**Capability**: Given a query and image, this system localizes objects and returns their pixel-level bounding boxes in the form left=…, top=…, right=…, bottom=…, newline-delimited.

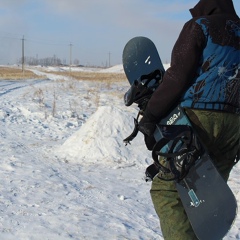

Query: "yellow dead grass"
left=46, top=71, right=127, bottom=83
left=0, top=66, right=127, bottom=83
left=0, top=67, right=43, bottom=80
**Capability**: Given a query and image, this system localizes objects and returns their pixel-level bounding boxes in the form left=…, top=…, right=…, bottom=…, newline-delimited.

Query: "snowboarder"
left=138, top=0, right=240, bottom=239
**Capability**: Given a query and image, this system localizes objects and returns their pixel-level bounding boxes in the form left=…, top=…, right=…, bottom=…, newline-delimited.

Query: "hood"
left=190, top=0, right=237, bottom=17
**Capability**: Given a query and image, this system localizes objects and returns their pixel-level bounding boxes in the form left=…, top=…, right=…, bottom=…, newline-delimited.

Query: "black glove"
left=138, top=114, right=157, bottom=136
left=138, top=121, right=156, bottom=136
left=138, top=109, right=158, bottom=150
left=144, top=134, right=156, bottom=150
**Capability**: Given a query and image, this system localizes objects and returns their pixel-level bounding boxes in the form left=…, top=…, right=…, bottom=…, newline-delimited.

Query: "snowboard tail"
left=122, top=36, right=237, bottom=240
left=123, top=36, right=164, bottom=86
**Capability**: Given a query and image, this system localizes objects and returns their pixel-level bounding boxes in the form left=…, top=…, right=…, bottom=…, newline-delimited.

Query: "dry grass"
left=0, top=67, right=43, bottom=80
left=0, top=66, right=128, bottom=84
left=46, top=71, right=127, bottom=83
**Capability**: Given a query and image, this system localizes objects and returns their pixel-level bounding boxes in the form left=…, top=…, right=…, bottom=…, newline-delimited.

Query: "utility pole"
left=108, top=52, right=111, bottom=67
left=22, top=35, right=25, bottom=73
left=69, top=43, right=72, bottom=72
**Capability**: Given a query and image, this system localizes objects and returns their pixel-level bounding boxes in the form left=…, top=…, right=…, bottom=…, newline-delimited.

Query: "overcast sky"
left=0, top=0, right=239, bottom=66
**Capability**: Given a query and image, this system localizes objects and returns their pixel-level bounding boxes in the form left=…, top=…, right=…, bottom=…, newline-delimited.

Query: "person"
left=138, top=0, right=240, bottom=239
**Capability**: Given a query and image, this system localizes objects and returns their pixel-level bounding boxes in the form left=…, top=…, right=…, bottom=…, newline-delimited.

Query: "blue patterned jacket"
left=144, top=0, right=239, bottom=123
left=181, top=16, right=240, bottom=113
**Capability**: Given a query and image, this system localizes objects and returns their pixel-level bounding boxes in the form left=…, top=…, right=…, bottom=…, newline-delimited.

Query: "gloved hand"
left=138, top=115, right=157, bottom=150
left=138, top=120, right=156, bottom=136
left=144, top=134, right=156, bottom=150
left=138, top=112, right=157, bottom=137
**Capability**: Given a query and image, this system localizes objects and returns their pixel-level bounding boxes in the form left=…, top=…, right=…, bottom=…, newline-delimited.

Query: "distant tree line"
left=17, top=55, right=80, bottom=66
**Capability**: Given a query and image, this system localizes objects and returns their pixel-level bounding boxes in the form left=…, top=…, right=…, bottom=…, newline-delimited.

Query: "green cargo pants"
left=150, top=109, right=240, bottom=240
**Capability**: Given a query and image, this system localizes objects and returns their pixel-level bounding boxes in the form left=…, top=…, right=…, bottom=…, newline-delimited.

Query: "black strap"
left=152, top=126, right=192, bottom=161
left=149, top=125, right=201, bottom=181
left=123, top=118, right=139, bottom=145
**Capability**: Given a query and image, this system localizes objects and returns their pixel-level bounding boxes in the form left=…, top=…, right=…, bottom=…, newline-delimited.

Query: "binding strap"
left=148, top=125, right=202, bottom=181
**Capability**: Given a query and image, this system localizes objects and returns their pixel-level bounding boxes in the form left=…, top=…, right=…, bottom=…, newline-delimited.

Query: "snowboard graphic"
left=122, top=36, right=237, bottom=240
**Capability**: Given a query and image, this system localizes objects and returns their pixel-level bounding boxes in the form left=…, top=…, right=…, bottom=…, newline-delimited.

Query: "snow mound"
left=99, top=64, right=124, bottom=73
left=58, top=105, right=139, bottom=165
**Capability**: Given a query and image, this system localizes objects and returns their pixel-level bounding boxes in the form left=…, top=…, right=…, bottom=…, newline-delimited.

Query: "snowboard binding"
left=124, top=69, right=163, bottom=110
left=148, top=125, right=203, bottom=182
left=123, top=69, right=163, bottom=146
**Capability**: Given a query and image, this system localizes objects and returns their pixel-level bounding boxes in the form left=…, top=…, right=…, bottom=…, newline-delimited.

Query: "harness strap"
left=149, top=125, right=202, bottom=181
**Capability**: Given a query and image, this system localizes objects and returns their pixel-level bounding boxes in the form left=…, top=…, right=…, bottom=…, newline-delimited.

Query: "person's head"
left=189, top=0, right=237, bottom=17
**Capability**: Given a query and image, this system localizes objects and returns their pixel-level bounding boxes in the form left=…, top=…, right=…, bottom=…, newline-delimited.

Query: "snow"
left=0, top=64, right=239, bottom=239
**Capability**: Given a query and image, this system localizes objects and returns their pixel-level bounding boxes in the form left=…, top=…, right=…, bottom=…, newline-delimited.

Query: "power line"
left=0, top=36, right=21, bottom=41
left=0, top=32, right=71, bottom=46
left=0, top=31, right=22, bottom=40
left=26, top=38, right=70, bottom=46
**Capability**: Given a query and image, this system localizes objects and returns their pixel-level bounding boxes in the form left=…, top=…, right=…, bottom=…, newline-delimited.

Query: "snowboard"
left=122, top=36, right=237, bottom=240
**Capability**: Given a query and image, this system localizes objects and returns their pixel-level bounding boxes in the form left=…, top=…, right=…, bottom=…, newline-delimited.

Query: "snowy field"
left=0, top=64, right=239, bottom=240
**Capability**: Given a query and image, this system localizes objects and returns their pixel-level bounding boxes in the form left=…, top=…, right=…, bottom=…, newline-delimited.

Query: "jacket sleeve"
left=143, top=20, right=206, bottom=122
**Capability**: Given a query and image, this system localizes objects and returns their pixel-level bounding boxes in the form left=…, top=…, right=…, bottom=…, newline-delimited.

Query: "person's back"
left=140, top=0, right=239, bottom=121
left=181, top=0, right=240, bottom=113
